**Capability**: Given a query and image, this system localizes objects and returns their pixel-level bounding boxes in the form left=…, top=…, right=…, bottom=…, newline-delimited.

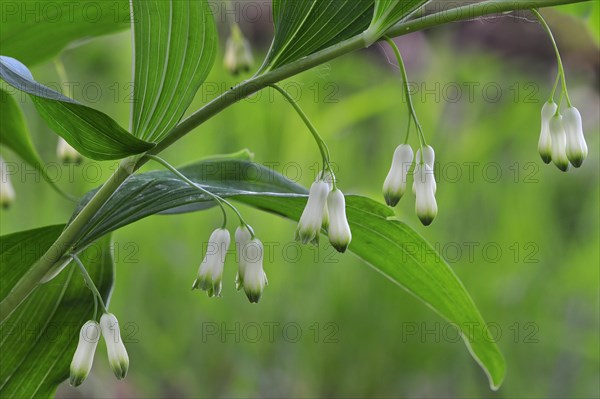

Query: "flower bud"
left=414, top=163, right=438, bottom=226
left=538, top=101, right=557, bottom=164
left=563, top=106, right=587, bottom=168
left=242, top=238, right=268, bottom=303
left=99, top=313, right=129, bottom=380
left=295, top=181, right=330, bottom=245
left=413, top=145, right=436, bottom=195
left=69, top=321, right=101, bottom=387
left=0, top=156, right=16, bottom=209
left=57, top=137, right=83, bottom=164
left=383, top=144, right=413, bottom=207
left=223, top=23, right=254, bottom=75
left=549, top=114, right=570, bottom=172
left=235, top=225, right=252, bottom=290
left=326, top=189, right=352, bottom=253
left=193, top=228, right=231, bottom=297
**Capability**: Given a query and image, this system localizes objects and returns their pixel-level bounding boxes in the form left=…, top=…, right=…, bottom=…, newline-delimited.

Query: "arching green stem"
left=384, top=36, right=427, bottom=153
left=71, top=254, right=107, bottom=316
left=270, top=84, right=337, bottom=187
left=531, top=8, right=572, bottom=107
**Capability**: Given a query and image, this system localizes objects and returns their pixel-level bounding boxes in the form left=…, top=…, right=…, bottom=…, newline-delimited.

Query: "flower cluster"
left=384, top=145, right=438, bottom=226
left=295, top=173, right=352, bottom=253
left=193, top=225, right=267, bottom=303
left=70, top=313, right=129, bottom=387
left=538, top=102, right=587, bottom=171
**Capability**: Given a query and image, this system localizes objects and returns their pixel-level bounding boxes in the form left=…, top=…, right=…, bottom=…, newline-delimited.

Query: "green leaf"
left=366, top=0, right=430, bottom=43
left=260, top=0, right=375, bottom=72
left=72, top=159, right=505, bottom=388
left=0, top=0, right=130, bottom=66
left=0, top=56, right=154, bottom=160
left=130, top=0, right=218, bottom=142
left=555, top=2, right=600, bottom=44
left=0, top=87, right=72, bottom=198
left=0, top=226, right=114, bottom=398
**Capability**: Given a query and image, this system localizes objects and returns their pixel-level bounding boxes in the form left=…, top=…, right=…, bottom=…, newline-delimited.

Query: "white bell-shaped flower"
left=235, top=225, right=252, bottom=290
left=223, top=23, right=254, bottom=75
left=193, top=228, right=231, bottom=297
left=414, top=163, right=438, bottom=226
left=242, top=238, right=268, bottom=303
left=69, top=320, right=101, bottom=387
left=413, top=145, right=436, bottom=195
left=563, top=106, right=587, bottom=168
left=57, top=137, right=83, bottom=164
left=383, top=144, right=414, bottom=206
left=538, top=101, right=557, bottom=164
left=327, top=189, right=352, bottom=253
left=99, top=313, right=129, bottom=380
left=296, top=181, right=330, bottom=245
left=549, top=114, right=570, bottom=172
left=0, top=156, right=16, bottom=209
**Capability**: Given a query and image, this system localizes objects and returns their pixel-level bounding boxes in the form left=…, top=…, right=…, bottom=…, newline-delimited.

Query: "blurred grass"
left=0, top=21, right=598, bottom=399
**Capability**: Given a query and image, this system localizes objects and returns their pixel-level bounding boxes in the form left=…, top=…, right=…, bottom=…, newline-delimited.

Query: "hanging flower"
left=549, top=114, right=570, bottom=172
left=235, top=225, right=252, bottom=290
left=69, top=320, right=101, bottom=387
left=538, top=101, right=557, bottom=164
left=383, top=144, right=414, bottom=207
left=0, top=156, right=16, bottom=209
left=563, top=106, right=587, bottom=168
left=193, top=228, right=231, bottom=297
left=414, top=163, right=438, bottom=226
left=57, top=137, right=83, bottom=164
left=413, top=145, right=436, bottom=195
left=327, top=189, right=352, bottom=252
left=242, top=238, right=268, bottom=303
left=295, top=181, right=330, bottom=245
left=318, top=170, right=335, bottom=228
left=99, top=313, right=129, bottom=380
left=223, top=23, right=254, bottom=75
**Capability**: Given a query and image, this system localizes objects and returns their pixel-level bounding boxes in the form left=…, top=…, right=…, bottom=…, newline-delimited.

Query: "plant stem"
left=269, top=84, right=334, bottom=180
left=530, top=8, right=572, bottom=107
left=144, top=155, right=230, bottom=228
left=0, top=158, right=134, bottom=322
left=0, top=0, right=589, bottom=324
left=71, top=254, right=108, bottom=314
left=384, top=36, right=427, bottom=148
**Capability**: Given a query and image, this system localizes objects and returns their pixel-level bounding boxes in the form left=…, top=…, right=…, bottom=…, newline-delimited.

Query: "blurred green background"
left=1, top=5, right=598, bottom=399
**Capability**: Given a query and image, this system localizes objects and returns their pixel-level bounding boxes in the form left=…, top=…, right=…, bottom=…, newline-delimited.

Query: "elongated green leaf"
left=0, top=0, right=130, bottom=66
left=72, top=159, right=505, bottom=388
left=260, top=0, right=374, bottom=72
left=555, top=2, right=600, bottom=44
left=0, top=56, right=154, bottom=160
left=0, top=87, right=72, bottom=198
left=131, top=0, right=217, bottom=142
left=0, top=226, right=114, bottom=398
left=366, top=0, right=430, bottom=43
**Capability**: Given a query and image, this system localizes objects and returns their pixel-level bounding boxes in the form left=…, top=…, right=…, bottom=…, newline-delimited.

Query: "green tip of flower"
left=295, top=229, right=318, bottom=245
left=110, top=360, right=128, bottom=380
left=568, top=156, right=584, bottom=168
left=69, top=372, right=86, bottom=387
left=419, top=215, right=435, bottom=226
left=554, top=162, right=570, bottom=172
left=330, top=241, right=349, bottom=253
left=539, top=153, right=552, bottom=165
left=384, top=192, right=401, bottom=207
left=244, top=289, right=262, bottom=303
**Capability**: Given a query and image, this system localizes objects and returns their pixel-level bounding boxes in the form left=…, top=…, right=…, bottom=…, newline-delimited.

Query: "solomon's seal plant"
left=0, top=0, right=594, bottom=396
